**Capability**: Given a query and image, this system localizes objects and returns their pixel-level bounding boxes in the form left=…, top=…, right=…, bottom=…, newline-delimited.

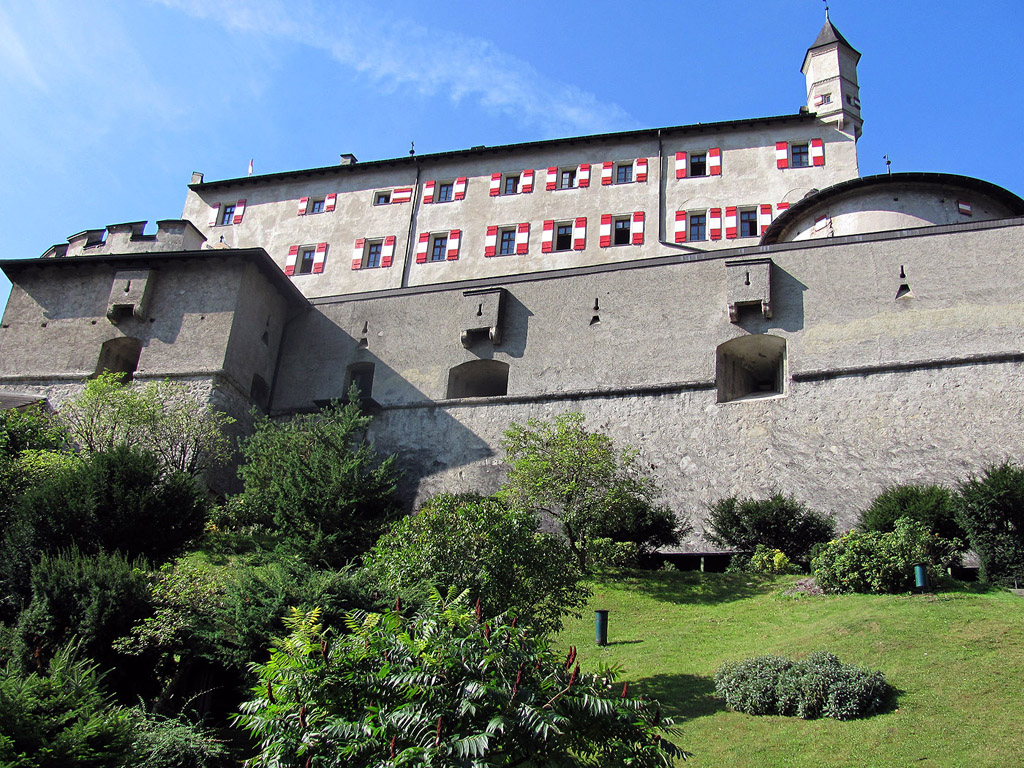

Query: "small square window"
left=613, top=217, right=631, bottom=245
left=689, top=213, right=707, bottom=242
left=364, top=240, right=383, bottom=269
left=298, top=246, right=316, bottom=274
left=430, top=234, right=448, bottom=261
left=219, top=204, right=236, bottom=226
left=558, top=169, right=576, bottom=190
left=791, top=143, right=810, bottom=168
left=554, top=223, right=573, bottom=251
left=309, top=198, right=325, bottom=214
left=499, top=228, right=516, bottom=256
left=739, top=209, right=758, bottom=238
left=689, top=153, right=707, bottom=177
left=503, top=175, right=519, bottom=195
left=436, top=182, right=454, bottom=203
left=374, top=191, right=391, bottom=206
left=616, top=164, right=633, bottom=184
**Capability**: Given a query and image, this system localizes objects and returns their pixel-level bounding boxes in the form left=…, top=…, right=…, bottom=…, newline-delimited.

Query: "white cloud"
left=152, top=0, right=639, bottom=137
left=0, top=7, right=47, bottom=91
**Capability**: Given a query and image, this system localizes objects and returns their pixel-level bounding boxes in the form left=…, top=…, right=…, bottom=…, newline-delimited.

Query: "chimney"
left=190, top=171, right=204, bottom=184
left=339, top=153, right=358, bottom=166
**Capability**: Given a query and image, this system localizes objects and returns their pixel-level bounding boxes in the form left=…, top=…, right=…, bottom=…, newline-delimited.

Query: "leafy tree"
left=500, top=412, right=684, bottom=569
left=58, top=373, right=234, bottom=477
left=230, top=397, right=400, bottom=568
left=859, top=483, right=964, bottom=549
left=0, top=405, right=66, bottom=512
left=0, top=642, right=133, bottom=768
left=236, top=592, right=687, bottom=767
left=704, top=492, right=834, bottom=564
left=364, top=494, right=589, bottom=635
left=954, top=462, right=1024, bottom=585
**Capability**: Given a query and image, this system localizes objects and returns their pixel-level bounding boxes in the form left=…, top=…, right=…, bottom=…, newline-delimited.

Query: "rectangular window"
left=298, top=246, right=316, bottom=274
left=219, top=205, right=236, bottom=226
left=374, top=191, right=391, bottom=205
left=616, top=164, right=633, bottom=184
left=558, top=169, right=576, bottom=189
left=503, top=175, right=519, bottom=195
left=309, top=198, right=325, bottom=214
left=613, top=217, right=631, bottom=245
left=499, top=228, right=516, bottom=256
left=689, top=153, right=707, bottom=177
left=555, top=223, right=573, bottom=251
left=436, top=182, right=454, bottom=203
left=430, top=234, right=448, bottom=261
left=365, top=240, right=382, bottom=268
left=791, top=143, right=810, bottom=168
left=739, top=209, right=758, bottom=238
left=689, top=213, right=707, bottom=242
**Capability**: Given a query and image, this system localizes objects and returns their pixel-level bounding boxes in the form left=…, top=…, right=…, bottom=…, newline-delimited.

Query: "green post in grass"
left=595, top=609, right=609, bottom=646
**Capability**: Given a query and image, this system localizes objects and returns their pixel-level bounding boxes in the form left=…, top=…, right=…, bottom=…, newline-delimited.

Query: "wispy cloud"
left=0, top=7, right=47, bottom=92
left=152, top=0, right=639, bottom=137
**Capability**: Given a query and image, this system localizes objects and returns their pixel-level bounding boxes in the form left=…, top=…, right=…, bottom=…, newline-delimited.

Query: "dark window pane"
left=299, top=248, right=315, bottom=273
left=616, top=165, right=633, bottom=184
left=560, top=170, right=575, bottom=189
left=431, top=236, right=448, bottom=260
left=690, top=154, right=707, bottom=176
left=220, top=205, right=235, bottom=226
left=366, top=242, right=382, bottom=268
left=689, top=214, right=706, bottom=241
left=740, top=210, right=758, bottom=237
left=614, top=218, right=631, bottom=245
left=792, top=144, right=809, bottom=167
left=555, top=224, right=572, bottom=251
left=504, top=176, right=518, bottom=195
left=437, top=183, right=453, bottom=202
left=500, top=230, right=516, bottom=255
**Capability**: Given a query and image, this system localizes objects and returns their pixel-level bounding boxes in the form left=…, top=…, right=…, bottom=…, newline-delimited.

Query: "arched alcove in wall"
left=94, top=337, right=142, bottom=380
left=446, top=360, right=509, bottom=399
left=716, top=334, right=786, bottom=403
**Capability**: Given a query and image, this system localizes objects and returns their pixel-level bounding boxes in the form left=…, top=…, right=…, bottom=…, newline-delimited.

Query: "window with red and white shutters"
left=634, top=157, right=648, bottom=182
left=708, top=148, right=722, bottom=176
left=520, top=169, right=534, bottom=193
left=483, top=225, right=529, bottom=257
left=424, top=180, right=436, bottom=204
left=284, top=246, right=299, bottom=275
left=709, top=208, right=723, bottom=240
left=454, top=177, right=467, bottom=200
left=573, top=217, right=587, bottom=250
left=674, top=210, right=687, bottom=242
left=446, top=229, right=461, bottom=260
left=232, top=199, right=246, bottom=224
left=674, top=149, right=722, bottom=178
left=352, top=238, right=366, bottom=270
left=776, top=142, right=790, bottom=169
left=546, top=165, right=589, bottom=190
left=810, top=138, right=825, bottom=166
left=725, top=206, right=738, bottom=239
left=599, top=212, right=645, bottom=246
left=759, top=204, right=773, bottom=234
left=312, top=242, right=327, bottom=273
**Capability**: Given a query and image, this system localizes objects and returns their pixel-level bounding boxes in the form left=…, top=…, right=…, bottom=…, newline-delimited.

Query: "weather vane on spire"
left=823, top=0, right=830, bottom=21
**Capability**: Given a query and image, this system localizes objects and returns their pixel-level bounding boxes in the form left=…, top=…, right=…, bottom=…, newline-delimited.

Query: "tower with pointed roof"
left=802, top=12, right=863, bottom=141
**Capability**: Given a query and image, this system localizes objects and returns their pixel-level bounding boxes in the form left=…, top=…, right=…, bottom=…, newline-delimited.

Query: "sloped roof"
left=809, top=19, right=859, bottom=54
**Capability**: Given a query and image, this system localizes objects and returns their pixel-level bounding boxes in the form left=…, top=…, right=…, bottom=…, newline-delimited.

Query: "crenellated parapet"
left=41, top=219, right=207, bottom=259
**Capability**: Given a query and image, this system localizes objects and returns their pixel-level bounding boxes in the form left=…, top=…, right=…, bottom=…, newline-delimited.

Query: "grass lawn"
left=555, top=571, right=1024, bottom=768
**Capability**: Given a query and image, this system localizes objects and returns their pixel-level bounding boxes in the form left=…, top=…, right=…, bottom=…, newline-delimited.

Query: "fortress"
left=3, top=18, right=1023, bottom=547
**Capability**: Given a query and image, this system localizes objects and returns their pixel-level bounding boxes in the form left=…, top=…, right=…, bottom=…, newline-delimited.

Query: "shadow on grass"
left=597, top=569, right=781, bottom=606
left=633, top=672, right=724, bottom=721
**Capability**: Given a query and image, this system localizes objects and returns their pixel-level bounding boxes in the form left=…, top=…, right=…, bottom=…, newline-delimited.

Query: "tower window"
left=554, top=223, right=573, bottom=251
left=613, top=217, right=631, bottom=245
left=689, top=213, right=707, bottom=242
left=298, top=247, right=316, bottom=274
left=219, top=205, right=236, bottom=226
left=739, top=209, right=758, bottom=238
left=430, top=234, right=448, bottom=261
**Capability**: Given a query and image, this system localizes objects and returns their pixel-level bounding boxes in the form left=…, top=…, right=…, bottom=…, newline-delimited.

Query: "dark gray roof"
left=809, top=19, right=860, bottom=56
left=0, top=392, right=48, bottom=412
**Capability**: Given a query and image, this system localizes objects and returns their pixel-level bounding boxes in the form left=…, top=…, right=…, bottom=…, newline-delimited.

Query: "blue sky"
left=1, top=0, right=1022, bottom=307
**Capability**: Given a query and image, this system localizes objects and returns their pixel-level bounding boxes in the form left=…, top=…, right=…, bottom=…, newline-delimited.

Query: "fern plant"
left=236, top=590, right=687, bottom=766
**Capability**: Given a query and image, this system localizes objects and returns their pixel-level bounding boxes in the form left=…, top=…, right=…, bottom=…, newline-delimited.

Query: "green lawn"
left=555, top=571, right=1024, bottom=768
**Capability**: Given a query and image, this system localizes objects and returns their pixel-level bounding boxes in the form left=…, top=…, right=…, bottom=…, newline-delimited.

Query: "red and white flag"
left=247, top=159, right=253, bottom=176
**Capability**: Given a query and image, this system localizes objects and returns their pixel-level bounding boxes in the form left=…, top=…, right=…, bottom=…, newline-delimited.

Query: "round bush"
left=859, top=483, right=963, bottom=547
left=704, top=492, right=835, bottom=564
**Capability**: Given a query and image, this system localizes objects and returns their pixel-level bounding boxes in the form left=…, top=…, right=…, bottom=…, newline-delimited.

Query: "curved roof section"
left=760, top=172, right=1024, bottom=245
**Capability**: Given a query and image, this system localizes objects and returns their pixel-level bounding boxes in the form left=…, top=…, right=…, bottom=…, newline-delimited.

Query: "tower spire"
left=802, top=12, right=863, bottom=141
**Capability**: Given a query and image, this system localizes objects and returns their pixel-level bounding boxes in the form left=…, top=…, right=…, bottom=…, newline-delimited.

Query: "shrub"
left=811, top=518, right=954, bottom=594
left=859, top=483, right=963, bottom=551
left=364, top=494, right=589, bottom=635
left=749, top=545, right=799, bottom=574
left=715, top=651, right=892, bottom=720
left=954, top=462, right=1024, bottom=586
left=704, top=492, right=835, bottom=564
left=124, top=710, right=230, bottom=768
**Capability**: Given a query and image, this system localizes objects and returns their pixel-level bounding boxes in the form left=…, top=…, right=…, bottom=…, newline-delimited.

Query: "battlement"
left=42, top=219, right=207, bottom=259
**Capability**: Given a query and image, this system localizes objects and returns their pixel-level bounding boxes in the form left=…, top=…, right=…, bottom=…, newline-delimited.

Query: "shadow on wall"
left=735, top=265, right=807, bottom=334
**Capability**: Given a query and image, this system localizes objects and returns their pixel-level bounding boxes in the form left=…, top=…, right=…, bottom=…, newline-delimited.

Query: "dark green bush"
left=859, top=483, right=963, bottom=550
left=954, top=462, right=1024, bottom=586
left=124, top=710, right=230, bottom=768
left=811, top=518, right=954, bottom=594
left=704, top=492, right=835, bottom=564
left=715, top=651, right=892, bottom=720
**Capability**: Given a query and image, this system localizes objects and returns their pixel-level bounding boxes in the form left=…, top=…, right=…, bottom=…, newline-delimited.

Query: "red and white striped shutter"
left=709, top=148, right=722, bottom=176
left=454, top=177, right=467, bottom=200
left=209, top=203, right=221, bottom=227
left=297, top=197, right=309, bottom=216
left=284, top=245, right=299, bottom=276
left=415, top=232, right=429, bottom=263
left=233, top=199, right=246, bottom=224
left=424, top=181, right=436, bottom=204
left=725, top=206, right=738, bottom=239
left=312, top=242, right=327, bottom=273
left=776, top=202, right=790, bottom=211
left=381, top=236, right=396, bottom=267
left=352, top=239, right=365, bottom=270
left=546, top=167, right=558, bottom=191
left=632, top=211, right=645, bottom=244
left=709, top=208, right=722, bottom=240
left=572, top=217, right=587, bottom=250
left=601, top=161, right=613, bottom=186
left=446, top=229, right=461, bottom=260
left=484, top=226, right=498, bottom=257
left=674, top=210, right=687, bottom=242
left=520, top=169, right=534, bottom=193
left=675, top=151, right=687, bottom=179
left=515, top=222, right=530, bottom=254
left=810, top=138, right=825, bottom=166
left=325, top=193, right=337, bottom=212
left=759, top=204, right=773, bottom=234
left=393, top=187, right=412, bottom=203
left=776, top=142, right=789, bottom=169
left=599, top=214, right=612, bottom=247
left=578, top=164, right=591, bottom=188
left=541, top=220, right=554, bottom=253
left=634, top=157, right=648, bottom=182
left=489, top=173, right=501, bottom=197
left=957, top=200, right=973, bottom=216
